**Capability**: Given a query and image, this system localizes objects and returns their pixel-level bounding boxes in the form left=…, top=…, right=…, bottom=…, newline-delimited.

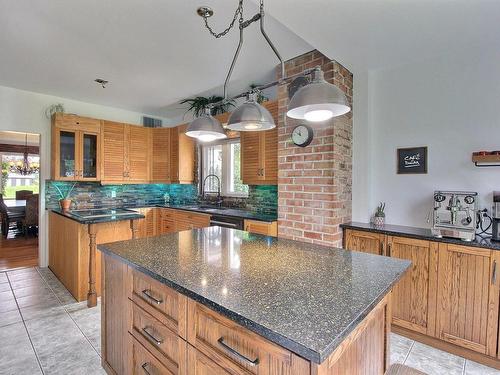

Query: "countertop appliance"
left=492, top=192, right=500, bottom=241
left=431, top=191, right=478, bottom=241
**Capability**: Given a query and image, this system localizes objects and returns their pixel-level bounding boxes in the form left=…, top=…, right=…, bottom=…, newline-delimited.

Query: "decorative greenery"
left=180, top=96, right=234, bottom=118
left=1, top=162, right=8, bottom=196
left=45, top=103, right=65, bottom=119
left=249, top=84, right=269, bottom=104
left=53, top=182, right=76, bottom=200
left=375, top=202, right=386, bottom=218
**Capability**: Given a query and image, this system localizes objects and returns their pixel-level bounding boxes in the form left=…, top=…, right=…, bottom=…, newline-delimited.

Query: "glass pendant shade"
left=185, top=108, right=227, bottom=142
left=287, top=69, right=351, bottom=122
left=226, top=93, right=275, bottom=131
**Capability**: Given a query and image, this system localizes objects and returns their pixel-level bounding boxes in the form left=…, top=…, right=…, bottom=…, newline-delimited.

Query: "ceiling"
left=0, top=131, right=40, bottom=146
left=261, top=0, right=500, bottom=75
left=0, top=0, right=312, bottom=118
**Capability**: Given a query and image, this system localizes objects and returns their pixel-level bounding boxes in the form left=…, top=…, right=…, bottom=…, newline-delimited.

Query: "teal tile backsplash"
left=45, top=181, right=277, bottom=214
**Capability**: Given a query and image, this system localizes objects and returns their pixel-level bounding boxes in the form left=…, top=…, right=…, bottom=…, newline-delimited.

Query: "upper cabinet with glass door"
left=51, top=114, right=101, bottom=181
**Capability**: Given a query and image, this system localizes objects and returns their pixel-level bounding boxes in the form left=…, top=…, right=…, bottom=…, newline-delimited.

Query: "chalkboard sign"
left=397, top=147, right=427, bottom=174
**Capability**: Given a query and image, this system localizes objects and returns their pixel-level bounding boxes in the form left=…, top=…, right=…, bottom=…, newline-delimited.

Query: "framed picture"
left=397, top=146, right=427, bottom=174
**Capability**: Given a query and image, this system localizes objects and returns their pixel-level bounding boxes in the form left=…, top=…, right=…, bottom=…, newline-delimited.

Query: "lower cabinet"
left=136, top=208, right=157, bottom=238
left=187, top=345, right=231, bottom=375
left=344, top=228, right=500, bottom=364
left=344, top=229, right=384, bottom=255
left=244, top=219, right=278, bottom=237
left=387, top=236, right=438, bottom=336
left=435, top=243, right=500, bottom=356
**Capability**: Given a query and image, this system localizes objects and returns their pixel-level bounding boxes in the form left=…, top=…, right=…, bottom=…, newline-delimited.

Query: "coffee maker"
left=431, top=191, right=478, bottom=241
left=492, top=192, right=500, bottom=241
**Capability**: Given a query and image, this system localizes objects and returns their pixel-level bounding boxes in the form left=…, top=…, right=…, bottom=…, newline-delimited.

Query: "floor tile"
left=13, top=283, right=53, bottom=298
left=390, top=332, right=414, bottom=364
left=465, top=360, right=500, bottom=375
left=10, top=276, right=47, bottom=290
left=16, top=292, right=60, bottom=309
left=0, top=299, right=18, bottom=313
left=0, top=282, right=11, bottom=292
left=20, top=301, right=66, bottom=321
left=67, top=302, right=101, bottom=352
left=0, top=273, right=8, bottom=284
left=0, top=289, right=15, bottom=303
left=405, top=342, right=465, bottom=375
left=0, top=322, right=42, bottom=375
left=0, top=308, right=22, bottom=328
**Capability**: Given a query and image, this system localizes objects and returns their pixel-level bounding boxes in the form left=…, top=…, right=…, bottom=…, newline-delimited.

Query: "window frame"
left=200, top=138, right=248, bottom=198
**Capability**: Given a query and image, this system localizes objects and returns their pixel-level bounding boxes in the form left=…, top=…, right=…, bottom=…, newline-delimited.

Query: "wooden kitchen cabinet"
left=244, top=219, right=278, bottom=237
left=240, top=100, right=278, bottom=185
left=157, top=208, right=176, bottom=234
left=151, top=127, right=171, bottom=183
left=170, top=124, right=195, bottom=184
left=135, top=208, right=157, bottom=238
left=174, top=210, right=210, bottom=231
left=344, top=229, right=385, bottom=255
left=51, top=113, right=101, bottom=181
left=435, top=243, right=500, bottom=356
left=387, top=236, right=438, bottom=336
left=101, top=121, right=151, bottom=183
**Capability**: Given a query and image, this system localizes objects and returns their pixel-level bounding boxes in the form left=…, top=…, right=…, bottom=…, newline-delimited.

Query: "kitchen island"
left=98, top=226, right=409, bottom=374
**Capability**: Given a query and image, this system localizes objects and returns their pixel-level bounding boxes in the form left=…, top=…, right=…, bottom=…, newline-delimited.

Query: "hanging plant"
left=249, top=84, right=269, bottom=104
left=45, top=103, right=65, bottom=119
left=180, top=96, right=234, bottom=118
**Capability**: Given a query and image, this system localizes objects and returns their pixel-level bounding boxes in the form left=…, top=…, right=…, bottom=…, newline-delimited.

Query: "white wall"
left=0, top=85, right=171, bottom=267
left=353, top=51, right=500, bottom=227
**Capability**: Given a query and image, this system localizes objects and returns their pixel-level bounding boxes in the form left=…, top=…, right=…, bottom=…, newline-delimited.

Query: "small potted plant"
left=53, top=182, right=76, bottom=211
left=373, top=202, right=386, bottom=226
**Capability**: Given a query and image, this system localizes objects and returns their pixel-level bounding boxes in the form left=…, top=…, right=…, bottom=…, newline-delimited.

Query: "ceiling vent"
left=143, top=116, right=163, bottom=128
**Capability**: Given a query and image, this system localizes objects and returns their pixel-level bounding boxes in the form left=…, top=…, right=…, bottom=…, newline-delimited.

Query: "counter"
left=340, top=221, right=500, bottom=251
left=51, top=208, right=144, bottom=224
left=98, top=226, right=410, bottom=364
left=158, top=204, right=277, bottom=222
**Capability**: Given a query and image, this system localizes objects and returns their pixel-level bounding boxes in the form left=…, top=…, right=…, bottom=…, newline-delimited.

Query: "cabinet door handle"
left=217, top=337, right=260, bottom=366
left=492, top=261, right=497, bottom=285
left=141, top=289, right=163, bottom=305
left=142, top=326, right=163, bottom=345
left=387, top=243, right=391, bottom=257
left=379, top=242, right=384, bottom=255
left=141, top=362, right=152, bottom=375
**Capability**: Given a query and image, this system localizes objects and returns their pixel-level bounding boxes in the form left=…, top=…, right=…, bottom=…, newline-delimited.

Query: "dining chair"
left=22, top=194, right=39, bottom=238
left=16, top=190, right=33, bottom=200
left=0, top=194, right=25, bottom=238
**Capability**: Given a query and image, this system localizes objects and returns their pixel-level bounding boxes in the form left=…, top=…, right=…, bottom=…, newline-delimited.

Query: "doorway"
left=0, top=131, right=40, bottom=270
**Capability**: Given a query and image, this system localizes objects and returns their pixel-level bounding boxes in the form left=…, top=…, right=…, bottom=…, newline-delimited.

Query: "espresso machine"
left=492, top=192, right=500, bottom=241
left=431, top=191, right=478, bottom=241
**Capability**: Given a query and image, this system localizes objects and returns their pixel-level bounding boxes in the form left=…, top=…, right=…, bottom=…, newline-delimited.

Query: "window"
left=1, top=155, right=40, bottom=199
left=201, top=140, right=248, bottom=197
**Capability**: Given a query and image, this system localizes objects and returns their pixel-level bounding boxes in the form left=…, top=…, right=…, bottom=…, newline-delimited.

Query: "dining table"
left=5, top=199, right=26, bottom=215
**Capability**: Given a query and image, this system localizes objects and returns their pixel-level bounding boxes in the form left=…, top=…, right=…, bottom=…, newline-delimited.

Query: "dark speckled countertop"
left=341, top=222, right=500, bottom=251
left=98, top=227, right=410, bottom=363
left=51, top=208, right=144, bottom=224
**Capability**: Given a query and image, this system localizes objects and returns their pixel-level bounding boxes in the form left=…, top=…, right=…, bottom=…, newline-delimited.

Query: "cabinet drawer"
left=244, top=220, right=277, bottom=237
left=130, top=333, right=179, bottom=375
left=187, top=345, right=234, bottom=375
left=130, top=269, right=187, bottom=338
left=130, top=302, right=187, bottom=374
left=187, top=300, right=297, bottom=374
left=175, top=211, right=210, bottom=229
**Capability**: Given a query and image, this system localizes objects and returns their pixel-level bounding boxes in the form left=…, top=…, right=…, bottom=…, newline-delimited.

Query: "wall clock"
left=291, top=124, right=314, bottom=147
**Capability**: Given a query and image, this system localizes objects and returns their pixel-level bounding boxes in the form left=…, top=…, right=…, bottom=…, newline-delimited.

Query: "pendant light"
left=226, top=92, right=275, bottom=131
left=287, top=68, right=350, bottom=122
left=185, top=107, right=227, bottom=142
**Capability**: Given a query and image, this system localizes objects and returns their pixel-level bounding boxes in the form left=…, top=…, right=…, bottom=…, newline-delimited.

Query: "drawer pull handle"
left=141, top=289, right=163, bottom=305
left=142, top=327, right=163, bottom=346
left=217, top=337, right=260, bottom=366
left=493, top=260, right=497, bottom=285
left=141, top=362, right=152, bottom=375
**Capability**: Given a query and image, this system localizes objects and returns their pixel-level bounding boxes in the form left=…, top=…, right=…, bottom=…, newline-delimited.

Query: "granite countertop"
left=341, top=222, right=500, bottom=251
left=157, top=204, right=277, bottom=222
left=98, top=227, right=410, bottom=363
left=51, top=208, right=144, bottom=224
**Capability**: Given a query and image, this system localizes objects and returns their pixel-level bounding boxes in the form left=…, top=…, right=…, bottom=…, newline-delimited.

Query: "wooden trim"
left=427, top=241, right=439, bottom=337
left=0, top=143, right=39, bottom=154
left=393, top=325, right=500, bottom=371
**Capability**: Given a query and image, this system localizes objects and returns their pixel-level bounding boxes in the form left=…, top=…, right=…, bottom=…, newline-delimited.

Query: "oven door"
left=210, top=215, right=244, bottom=230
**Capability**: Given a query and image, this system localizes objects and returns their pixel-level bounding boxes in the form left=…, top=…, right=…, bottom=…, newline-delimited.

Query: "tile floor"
left=0, top=267, right=499, bottom=375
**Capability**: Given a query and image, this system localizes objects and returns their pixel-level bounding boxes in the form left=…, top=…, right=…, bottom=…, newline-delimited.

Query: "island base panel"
left=101, top=254, right=391, bottom=374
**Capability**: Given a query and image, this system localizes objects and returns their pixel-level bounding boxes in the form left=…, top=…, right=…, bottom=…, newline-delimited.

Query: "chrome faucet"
left=202, top=174, right=223, bottom=207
